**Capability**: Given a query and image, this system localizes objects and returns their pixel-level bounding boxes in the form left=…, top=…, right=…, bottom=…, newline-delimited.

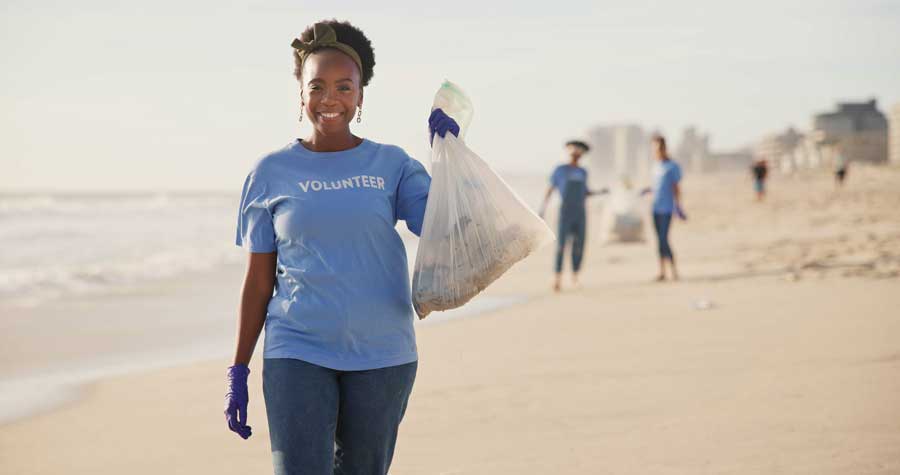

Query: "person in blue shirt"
left=539, top=140, right=606, bottom=292
left=644, top=134, right=686, bottom=281
left=224, top=20, right=459, bottom=475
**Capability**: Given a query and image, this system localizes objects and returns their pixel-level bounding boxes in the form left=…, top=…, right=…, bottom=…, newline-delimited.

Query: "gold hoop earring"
left=357, top=107, right=362, bottom=123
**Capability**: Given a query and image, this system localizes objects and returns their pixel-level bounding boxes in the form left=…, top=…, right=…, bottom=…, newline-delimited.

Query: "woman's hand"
left=675, top=204, right=688, bottom=221
left=224, top=364, right=252, bottom=439
left=428, top=108, right=460, bottom=145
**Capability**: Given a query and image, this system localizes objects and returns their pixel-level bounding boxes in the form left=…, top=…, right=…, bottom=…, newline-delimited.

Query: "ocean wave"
left=0, top=192, right=236, bottom=216
left=0, top=244, right=243, bottom=307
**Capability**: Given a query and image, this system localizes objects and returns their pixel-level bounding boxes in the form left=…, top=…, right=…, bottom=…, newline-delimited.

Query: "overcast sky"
left=2, top=0, right=898, bottom=191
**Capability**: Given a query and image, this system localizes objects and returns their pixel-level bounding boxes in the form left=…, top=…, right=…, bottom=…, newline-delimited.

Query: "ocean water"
left=0, top=192, right=243, bottom=307
left=0, top=189, right=534, bottom=424
left=0, top=173, right=548, bottom=309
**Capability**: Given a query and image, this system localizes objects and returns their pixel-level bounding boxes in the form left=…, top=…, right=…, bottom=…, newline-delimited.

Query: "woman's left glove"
left=428, top=108, right=460, bottom=145
left=224, top=364, right=252, bottom=439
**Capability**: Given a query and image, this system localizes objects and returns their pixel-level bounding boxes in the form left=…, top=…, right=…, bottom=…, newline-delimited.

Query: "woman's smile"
left=317, top=111, right=344, bottom=122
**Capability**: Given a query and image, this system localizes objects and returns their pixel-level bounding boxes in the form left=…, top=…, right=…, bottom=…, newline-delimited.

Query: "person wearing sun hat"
left=539, top=140, right=606, bottom=292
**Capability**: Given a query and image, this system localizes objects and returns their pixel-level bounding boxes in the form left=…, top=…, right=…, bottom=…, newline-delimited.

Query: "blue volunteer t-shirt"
left=652, top=159, right=682, bottom=214
left=550, top=165, right=589, bottom=210
left=235, top=138, right=430, bottom=371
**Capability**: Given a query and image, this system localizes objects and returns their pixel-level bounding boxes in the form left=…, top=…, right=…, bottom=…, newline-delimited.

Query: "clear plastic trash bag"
left=412, top=81, right=554, bottom=319
left=600, top=178, right=645, bottom=243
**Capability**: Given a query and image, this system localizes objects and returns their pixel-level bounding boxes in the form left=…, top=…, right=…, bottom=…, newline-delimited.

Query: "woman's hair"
left=566, top=140, right=590, bottom=152
left=293, top=20, right=376, bottom=87
left=652, top=134, right=667, bottom=150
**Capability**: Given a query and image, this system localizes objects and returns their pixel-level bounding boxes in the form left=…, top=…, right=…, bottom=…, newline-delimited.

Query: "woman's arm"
left=673, top=182, right=687, bottom=220
left=232, top=252, right=276, bottom=365
left=539, top=185, right=555, bottom=217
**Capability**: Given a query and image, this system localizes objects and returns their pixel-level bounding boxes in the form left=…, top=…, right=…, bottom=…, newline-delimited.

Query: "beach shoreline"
left=0, top=263, right=533, bottom=427
left=2, top=167, right=899, bottom=474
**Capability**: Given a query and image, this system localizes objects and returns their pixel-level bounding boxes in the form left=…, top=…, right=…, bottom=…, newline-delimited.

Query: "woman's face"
left=653, top=140, right=667, bottom=160
left=566, top=144, right=584, bottom=161
left=301, top=48, right=363, bottom=136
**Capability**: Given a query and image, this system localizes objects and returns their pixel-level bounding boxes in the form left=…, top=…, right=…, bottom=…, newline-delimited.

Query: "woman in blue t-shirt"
left=644, top=134, right=686, bottom=281
left=224, top=20, right=459, bottom=475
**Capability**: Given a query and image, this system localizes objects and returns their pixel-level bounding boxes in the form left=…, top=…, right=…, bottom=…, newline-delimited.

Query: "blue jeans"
left=262, top=358, right=417, bottom=475
left=652, top=212, right=674, bottom=259
left=753, top=179, right=765, bottom=193
left=555, top=208, right=586, bottom=273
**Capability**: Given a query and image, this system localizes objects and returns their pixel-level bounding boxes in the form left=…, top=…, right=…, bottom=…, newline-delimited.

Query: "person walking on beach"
left=225, top=20, right=459, bottom=475
left=643, top=134, right=686, bottom=281
left=539, top=140, right=605, bottom=292
left=834, top=146, right=849, bottom=188
left=751, top=159, right=768, bottom=201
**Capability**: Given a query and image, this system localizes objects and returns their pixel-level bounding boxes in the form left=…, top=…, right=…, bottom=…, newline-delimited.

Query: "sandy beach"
left=2, top=165, right=899, bottom=474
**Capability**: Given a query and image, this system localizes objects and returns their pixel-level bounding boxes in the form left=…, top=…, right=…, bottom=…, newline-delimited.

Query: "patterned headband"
left=291, top=23, right=363, bottom=73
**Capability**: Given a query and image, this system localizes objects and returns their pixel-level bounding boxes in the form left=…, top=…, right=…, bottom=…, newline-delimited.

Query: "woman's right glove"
left=224, top=364, right=252, bottom=439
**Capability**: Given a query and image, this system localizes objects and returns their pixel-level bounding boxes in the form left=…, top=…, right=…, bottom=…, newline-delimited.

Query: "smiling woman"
left=292, top=21, right=375, bottom=150
left=223, top=19, right=461, bottom=475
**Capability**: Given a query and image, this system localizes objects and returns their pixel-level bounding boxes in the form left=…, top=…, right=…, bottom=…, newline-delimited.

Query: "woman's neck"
left=302, top=130, right=362, bottom=152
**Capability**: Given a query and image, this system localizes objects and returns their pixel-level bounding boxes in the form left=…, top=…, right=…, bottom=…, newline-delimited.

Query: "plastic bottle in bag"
left=412, top=81, right=555, bottom=318
left=430, top=80, right=474, bottom=139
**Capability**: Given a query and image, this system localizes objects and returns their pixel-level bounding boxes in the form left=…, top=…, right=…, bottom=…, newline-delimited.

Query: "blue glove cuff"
left=227, top=364, right=250, bottom=381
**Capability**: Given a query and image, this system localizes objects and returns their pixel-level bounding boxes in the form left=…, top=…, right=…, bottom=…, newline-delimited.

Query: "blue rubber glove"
left=428, top=108, right=460, bottom=145
left=224, top=364, right=252, bottom=439
left=675, top=204, right=688, bottom=221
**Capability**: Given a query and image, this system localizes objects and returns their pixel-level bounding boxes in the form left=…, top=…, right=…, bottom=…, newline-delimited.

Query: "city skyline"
left=2, top=0, right=899, bottom=191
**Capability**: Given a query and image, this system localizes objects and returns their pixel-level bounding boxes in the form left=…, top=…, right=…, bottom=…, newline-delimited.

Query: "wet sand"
left=1, top=165, right=899, bottom=474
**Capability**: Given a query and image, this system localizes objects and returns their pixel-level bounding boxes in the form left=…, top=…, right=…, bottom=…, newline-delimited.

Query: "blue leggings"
left=555, top=209, right=586, bottom=273
left=653, top=213, right=674, bottom=259
left=263, top=358, right=417, bottom=475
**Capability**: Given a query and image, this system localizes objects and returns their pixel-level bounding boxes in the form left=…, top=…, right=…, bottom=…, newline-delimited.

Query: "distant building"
left=812, top=99, right=888, bottom=163
left=755, top=127, right=801, bottom=158
left=710, top=149, right=754, bottom=171
left=890, top=103, right=900, bottom=165
left=585, top=125, right=650, bottom=185
left=755, top=127, right=806, bottom=173
left=675, top=127, right=711, bottom=172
